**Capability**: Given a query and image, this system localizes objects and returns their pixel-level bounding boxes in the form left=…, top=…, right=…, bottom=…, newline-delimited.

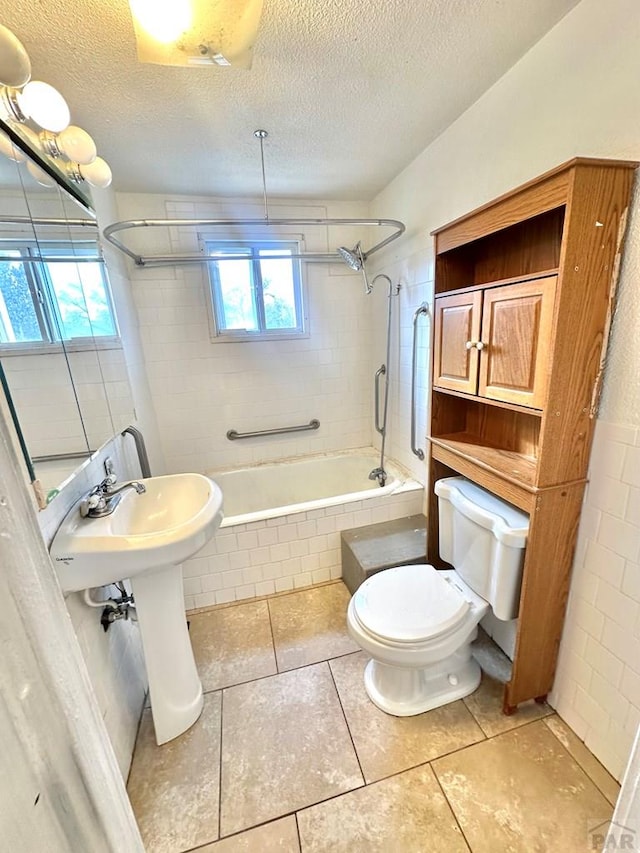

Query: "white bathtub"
left=181, top=449, right=424, bottom=611
left=214, top=450, right=417, bottom=526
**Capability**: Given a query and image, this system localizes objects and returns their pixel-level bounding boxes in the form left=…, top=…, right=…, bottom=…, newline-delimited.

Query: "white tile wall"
left=38, top=434, right=147, bottom=779
left=550, top=420, right=640, bottom=781
left=183, top=487, right=424, bottom=610
left=115, top=193, right=376, bottom=475
left=3, top=348, right=133, bottom=460
left=367, top=243, right=434, bottom=489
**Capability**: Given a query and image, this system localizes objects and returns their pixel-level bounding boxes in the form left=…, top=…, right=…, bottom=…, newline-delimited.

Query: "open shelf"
left=429, top=433, right=537, bottom=488
left=435, top=207, right=565, bottom=294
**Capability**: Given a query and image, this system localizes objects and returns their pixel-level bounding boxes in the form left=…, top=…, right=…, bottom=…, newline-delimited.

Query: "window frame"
left=204, top=237, right=308, bottom=343
left=0, top=240, right=121, bottom=355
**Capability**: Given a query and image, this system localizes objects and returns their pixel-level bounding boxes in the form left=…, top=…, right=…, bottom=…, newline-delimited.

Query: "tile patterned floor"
left=127, top=581, right=620, bottom=852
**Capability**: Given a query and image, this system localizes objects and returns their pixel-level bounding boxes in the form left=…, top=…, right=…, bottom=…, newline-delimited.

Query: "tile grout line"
left=217, top=688, right=224, bottom=843
left=294, top=812, right=302, bottom=852
left=326, top=659, right=366, bottom=787
left=428, top=761, right=474, bottom=852
left=265, top=596, right=280, bottom=673
left=540, top=716, right=620, bottom=808
left=200, top=647, right=361, bottom=696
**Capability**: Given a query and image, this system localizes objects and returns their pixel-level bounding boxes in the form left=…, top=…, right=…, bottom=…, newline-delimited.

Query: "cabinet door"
left=478, top=276, right=556, bottom=409
left=433, top=291, right=482, bottom=394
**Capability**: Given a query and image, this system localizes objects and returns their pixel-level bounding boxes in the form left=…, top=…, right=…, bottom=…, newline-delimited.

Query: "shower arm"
left=102, top=218, right=405, bottom=268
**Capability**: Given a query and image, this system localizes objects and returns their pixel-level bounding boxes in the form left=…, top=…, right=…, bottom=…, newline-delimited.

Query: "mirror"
left=0, top=118, right=135, bottom=503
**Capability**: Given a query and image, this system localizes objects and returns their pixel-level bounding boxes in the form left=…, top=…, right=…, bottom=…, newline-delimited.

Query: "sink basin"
left=50, top=473, right=223, bottom=591
left=50, top=472, right=224, bottom=745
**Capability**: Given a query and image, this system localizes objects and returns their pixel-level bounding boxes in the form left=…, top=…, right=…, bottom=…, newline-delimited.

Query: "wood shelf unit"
left=427, top=157, right=637, bottom=713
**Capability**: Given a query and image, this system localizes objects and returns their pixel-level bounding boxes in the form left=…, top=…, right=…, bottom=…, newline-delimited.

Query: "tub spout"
left=369, top=467, right=387, bottom=488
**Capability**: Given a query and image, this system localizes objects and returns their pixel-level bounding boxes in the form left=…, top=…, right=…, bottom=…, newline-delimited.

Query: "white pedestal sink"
left=50, top=473, right=223, bottom=745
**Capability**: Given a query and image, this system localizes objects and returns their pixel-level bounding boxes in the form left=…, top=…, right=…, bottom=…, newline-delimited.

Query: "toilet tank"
left=434, top=477, right=529, bottom=621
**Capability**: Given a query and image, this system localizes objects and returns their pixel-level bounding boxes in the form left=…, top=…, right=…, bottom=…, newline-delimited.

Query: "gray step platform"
left=341, top=514, right=427, bottom=594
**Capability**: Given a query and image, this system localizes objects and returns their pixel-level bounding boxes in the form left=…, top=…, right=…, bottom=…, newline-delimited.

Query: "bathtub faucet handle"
left=368, top=467, right=387, bottom=488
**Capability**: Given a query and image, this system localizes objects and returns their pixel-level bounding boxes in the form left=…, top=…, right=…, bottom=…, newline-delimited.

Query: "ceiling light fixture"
left=0, top=21, right=112, bottom=189
left=128, top=0, right=264, bottom=69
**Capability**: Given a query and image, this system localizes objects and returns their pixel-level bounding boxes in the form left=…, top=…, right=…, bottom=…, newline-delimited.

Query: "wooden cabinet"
left=427, top=158, right=637, bottom=713
left=434, top=275, right=556, bottom=409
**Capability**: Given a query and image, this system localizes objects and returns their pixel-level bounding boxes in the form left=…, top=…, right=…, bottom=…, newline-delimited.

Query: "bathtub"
left=181, top=449, right=424, bottom=611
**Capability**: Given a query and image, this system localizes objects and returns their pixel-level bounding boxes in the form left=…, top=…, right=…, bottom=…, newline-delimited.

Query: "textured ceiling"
left=2, top=0, right=581, bottom=199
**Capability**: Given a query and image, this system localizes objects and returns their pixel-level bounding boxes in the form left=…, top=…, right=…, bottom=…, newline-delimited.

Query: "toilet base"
left=363, top=647, right=481, bottom=717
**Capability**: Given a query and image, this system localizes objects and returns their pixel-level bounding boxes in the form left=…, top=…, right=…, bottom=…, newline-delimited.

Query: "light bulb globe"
left=18, top=81, right=70, bottom=132
left=26, top=159, right=56, bottom=187
left=0, top=130, right=25, bottom=162
left=0, top=24, right=31, bottom=87
left=57, top=125, right=97, bottom=164
left=80, top=156, right=112, bottom=188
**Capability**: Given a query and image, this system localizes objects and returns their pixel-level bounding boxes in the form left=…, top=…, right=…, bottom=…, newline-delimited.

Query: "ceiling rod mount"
left=253, top=129, right=269, bottom=220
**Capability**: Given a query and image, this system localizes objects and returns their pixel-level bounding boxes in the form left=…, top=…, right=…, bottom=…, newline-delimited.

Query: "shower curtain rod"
left=102, top=217, right=405, bottom=268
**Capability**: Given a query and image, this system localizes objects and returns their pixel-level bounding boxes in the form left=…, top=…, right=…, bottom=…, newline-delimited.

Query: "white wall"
left=114, top=193, right=375, bottom=475
left=370, top=0, right=640, bottom=780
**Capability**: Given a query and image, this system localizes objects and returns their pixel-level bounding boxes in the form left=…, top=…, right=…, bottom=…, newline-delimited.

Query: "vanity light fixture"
left=128, top=0, right=264, bottom=69
left=65, top=157, right=113, bottom=189
left=40, top=126, right=97, bottom=166
left=0, top=23, right=31, bottom=87
left=0, top=21, right=112, bottom=188
left=0, top=80, right=70, bottom=132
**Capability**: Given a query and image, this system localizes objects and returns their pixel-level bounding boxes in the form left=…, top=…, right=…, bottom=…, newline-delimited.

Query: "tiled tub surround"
left=128, top=582, right=620, bottom=852
left=181, top=450, right=423, bottom=609
left=117, top=193, right=380, bottom=477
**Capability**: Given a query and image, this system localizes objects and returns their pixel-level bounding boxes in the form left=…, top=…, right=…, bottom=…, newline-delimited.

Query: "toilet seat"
left=352, top=564, right=470, bottom=644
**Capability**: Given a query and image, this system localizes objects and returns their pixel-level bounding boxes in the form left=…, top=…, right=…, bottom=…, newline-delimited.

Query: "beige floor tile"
left=268, top=582, right=359, bottom=671
left=544, top=715, right=621, bottom=806
left=463, top=672, right=553, bottom=737
left=329, top=651, right=485, bottom=783
left=190, top=600, right=277, bottom=691
left=297, top=763, right=469, bottom=853
left=433, top=719, right=614, bottom=853
left=220, top=662, right=363, bottom=836
left=127, top=693, right=221, bottom=853
left=198, top=816, right=300, bottom=852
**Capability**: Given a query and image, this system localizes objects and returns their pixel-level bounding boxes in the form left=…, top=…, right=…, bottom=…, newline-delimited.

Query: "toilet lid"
left=352, top=564, right=469, bottom=643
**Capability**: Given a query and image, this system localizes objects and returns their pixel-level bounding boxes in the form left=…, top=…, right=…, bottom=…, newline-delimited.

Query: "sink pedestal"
left=131, top=563, right=203, bottom=745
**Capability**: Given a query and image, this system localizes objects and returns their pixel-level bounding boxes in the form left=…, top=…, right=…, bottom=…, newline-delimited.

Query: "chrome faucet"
left=79, top=475, right=146, bottom=518
left=368, top=467, right=387, bottom=488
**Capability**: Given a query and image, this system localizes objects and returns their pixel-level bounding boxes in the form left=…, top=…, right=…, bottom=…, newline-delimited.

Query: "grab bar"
left=121, top=425, right=152, bottom=478
left=374, top=364, right=386, bottom=435
left=411, top=303, right=431, bottom=461
left=227, top=419, right=320, bottom=441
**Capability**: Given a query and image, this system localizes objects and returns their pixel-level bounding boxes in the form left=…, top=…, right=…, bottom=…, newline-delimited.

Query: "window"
left=0, top=242, right=118, bottom=349
left=206, top=240, right=306, bottom=340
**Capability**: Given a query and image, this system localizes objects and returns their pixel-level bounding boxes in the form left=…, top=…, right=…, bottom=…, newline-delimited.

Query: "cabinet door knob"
left=476, top=341, right=487, bottom=351
left=465, top=340, right=475, bottom=350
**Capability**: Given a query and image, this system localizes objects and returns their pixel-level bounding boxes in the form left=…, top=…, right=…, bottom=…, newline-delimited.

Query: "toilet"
left=346, top=476, right=529, bottom=716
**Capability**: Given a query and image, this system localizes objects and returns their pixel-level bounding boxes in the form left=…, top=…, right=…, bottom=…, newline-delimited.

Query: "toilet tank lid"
left=434, top=477, right=529, bottom=548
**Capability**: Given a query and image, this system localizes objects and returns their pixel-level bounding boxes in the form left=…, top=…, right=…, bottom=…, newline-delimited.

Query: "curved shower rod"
left=102, top=217, right=405, bottom=268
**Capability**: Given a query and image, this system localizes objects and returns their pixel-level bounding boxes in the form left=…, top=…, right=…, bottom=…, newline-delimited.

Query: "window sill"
left=0, top=337, right=123, bottom=357
left=210, top=330, right=310, bottom=344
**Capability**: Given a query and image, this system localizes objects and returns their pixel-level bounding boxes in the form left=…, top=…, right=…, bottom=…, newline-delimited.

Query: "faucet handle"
left=100, top=473, right=118, bottom=492
left=79, top=492, right=103, bottom=518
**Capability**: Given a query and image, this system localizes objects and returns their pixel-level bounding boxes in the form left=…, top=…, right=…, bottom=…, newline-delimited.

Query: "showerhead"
left=337, top=241, right=372, bottom=293
left=337, top=241, right=364, bottom=271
